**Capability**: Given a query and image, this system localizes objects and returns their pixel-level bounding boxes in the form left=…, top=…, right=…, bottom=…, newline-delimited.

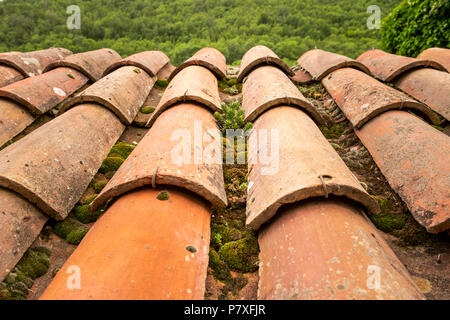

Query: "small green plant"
left=0, top=247, right=51, bottom=300
left=157, top=190, right=170, bottom=200
left=155, top=79, right=169, bottom=89
left=215, top=101, right=252, bottom=135
left=140, top=106, right=156, bottom=114
left=54, top=218, right=90, bottom=245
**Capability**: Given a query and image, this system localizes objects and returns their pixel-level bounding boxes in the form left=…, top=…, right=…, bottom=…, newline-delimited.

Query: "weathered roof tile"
left=417, top=47, right=450, bottom=73
left=146, top=65, right=222, bottom=127
left=91, top=103, right=227, bottom=212
left=168, top=47, right=227, bottom=81
left=322, top=68, right=440, bottom=128
left=0, top=98, right=34, bottom=148
left=246, top=106, right=378, bottom=230
left=103, top=51, right=169, bottom=77
left=0, top=48, right=72, bottom=77
left=237, top=45, right=294, bottom=83
left=0, top=104, right=124, bottom=220
left=297, top=49, right=371, bottom=81
left=357, top=49, right=446, bottom=81
left=41, top=188, right=211, bottom=300
left=355, top=110, right=450, bottom=233
left=242, top=65, right=324, bottom=125
left=43, top=48, right=122, bottom=81
left=0, top=67, right=89, bottom=116
left=59, top=66, right=154, bottom=125
left=394, top=68, right=450, bottom=121
left=0, top=65, right=24, bottom=88
left=0, top=188, right=47, bottom=283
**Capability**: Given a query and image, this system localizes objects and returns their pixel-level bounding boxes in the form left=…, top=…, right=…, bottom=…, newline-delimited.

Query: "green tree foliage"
left=0, top=0, right=401, bottom=65
left=381, top=0, right=450, bottom=57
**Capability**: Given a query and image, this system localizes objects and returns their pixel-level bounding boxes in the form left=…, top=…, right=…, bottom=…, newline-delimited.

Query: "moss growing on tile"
left=156, top=190, right=170, bottom=200
left=100, top=157, right=124, bottom=174
left=108, top=142, right=135, bottom=159
left=84, top=194, right=98, bottom=205
left=372, top=214, right=406, bottom=233
left=211, top=224, right=243, bottom=249
left=54, top=218, right=90, bottom=245
left=140, top=106, right=156, bottom=114
left=155, top=79, right=169, bottom=89
left=218, top=233, right=259, bottom=273
left=73, top=204, right=105, bottom=224
left=104, top=171, right=116, bottom=179
left=209, top=248, right=231, bottom=281
left=320, top=123, right=346, bottom=139
left=0, top=246, right=51, bottom=300
left=92, top=180, right=108, bottom=193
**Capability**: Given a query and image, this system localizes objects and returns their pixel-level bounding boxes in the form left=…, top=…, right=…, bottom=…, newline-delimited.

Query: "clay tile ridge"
left=90, top=103, right=228, bottom=212
left=0, top=48, right=72, bottom=77
left=59, top=65, right=155, bottom=125
left=245, top=106, right=379, bottom=230
left=43, top=48, right=122, bottom=82
left=168, top=47, right=227, bottom=82
left=103, top=51, right=170, bottom=77
left=242, top=65, right=325, bottom=125
left=417, top=47, right=450, bottom=73
left=0, top=67, right=89, bottom=116
left=237, top=45, right=294, bottom=83
left=297, top=49, right=371, bottom=81
left=357, top=49, right=446, bottom=82
left=146, top=64, right=222, bottom=128
left=322, top=68, right=441, bottom=129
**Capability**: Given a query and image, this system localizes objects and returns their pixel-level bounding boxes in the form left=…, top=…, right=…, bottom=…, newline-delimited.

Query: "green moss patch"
left=155, top=79, right=169, bottom=89
left=156, top=190, right=170, bottom=200
left=92, top=180, right=108, bottom=193
left=73, top=204, right=105, bottom=224
left=54, top=218, right=90, bottom=245
left=218, top=233, right=259, bottom=273
left=320, top=123, right=346, bottom=139
left=140, top=106, right=156, bottom=114
left=108, top=142, right=135, bottom=159
left=100, top=157, right=124, bottom=174
left=0, top=247, right=51, bottom=300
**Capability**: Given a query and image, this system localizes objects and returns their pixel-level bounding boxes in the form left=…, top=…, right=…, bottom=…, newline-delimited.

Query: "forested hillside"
left=0, top=0, right=401, bottom=65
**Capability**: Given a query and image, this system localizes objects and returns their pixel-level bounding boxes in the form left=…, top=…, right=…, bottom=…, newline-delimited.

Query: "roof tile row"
left=242, top=65, right=324, bottom=125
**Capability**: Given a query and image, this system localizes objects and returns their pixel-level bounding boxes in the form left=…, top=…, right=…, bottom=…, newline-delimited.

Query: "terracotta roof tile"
left=394, top=68, right=450, bottom=121
left=41, top=188, right=211, bottom=300
left=246, top=106, right=378, bottom=230
left=290, top=66, right=314, bottom=85
left=237, top=45, right=294, bottom=83
left=357, top=49, right=446, bottom=82
left=145, top=65, right=222, bottom=128
left=0, top=188, right=47, bottom=283
left=0, top=98, right=35, bottom=147
left=258, top=199, right=424, bottom=299
left=59, top=66, right=154, bottom=125
left=103, top=51, right=169, bottom=77
left=297, top=49, right=371, bottom=81
left=242, top=65, right=325, bottom=125
left=0, top=67, right=89, bottom=116
left=417, top=47, right=450, bottom=72
left=355, top=110, right=450, bottom=233
left=321, top=68, right=440, bottom=129
left=0, top=65, right=24, bottom=88
left=168, top=47, right=227, bottom=82
left=90, top=103, right=227, bottom=212
left=0, top=48, right=72, bottom=77
left=43, top=48, right=122, bottom=81
left=0, top=104, right=124, bottom=220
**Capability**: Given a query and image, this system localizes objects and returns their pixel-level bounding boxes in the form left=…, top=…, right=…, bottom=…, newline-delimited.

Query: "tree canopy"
left=382, top=0, right=450, bottom=57
left=0, top=0, right=403, bottom=65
